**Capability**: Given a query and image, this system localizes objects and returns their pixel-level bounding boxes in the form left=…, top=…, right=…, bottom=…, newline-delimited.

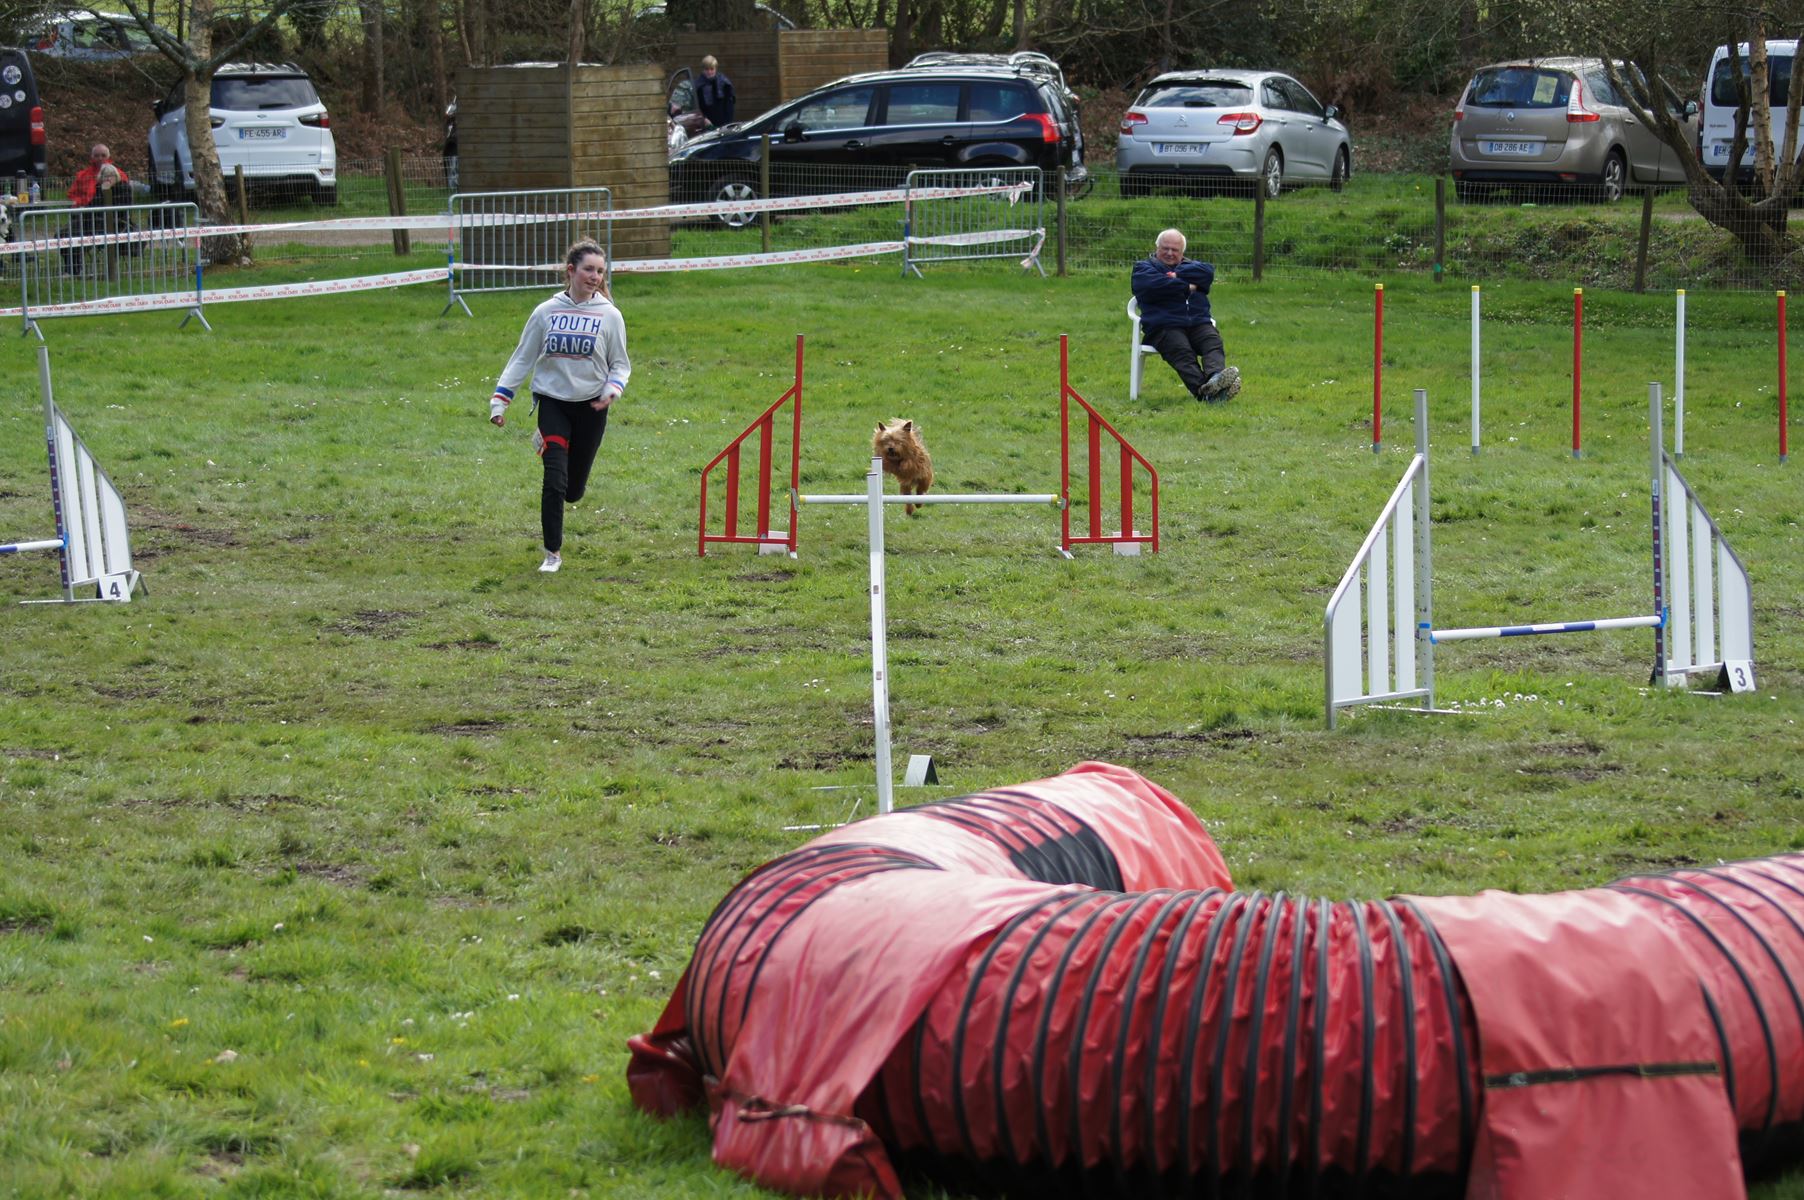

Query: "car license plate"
left=1156, top=143, right=1205, bottom=156
left=1482, top=140, right=1538, bottom=156
left=238, top=127, right=287, bottom=140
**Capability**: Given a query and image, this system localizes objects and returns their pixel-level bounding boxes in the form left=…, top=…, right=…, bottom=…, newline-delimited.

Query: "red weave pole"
left=1372, top=282, right=1383, bottom=453
left=1780, top=291, right=1790, bottom=464
left=1059, top=336, right=1071, bottom=552
left=1573, top=288, right=1584, bottom=458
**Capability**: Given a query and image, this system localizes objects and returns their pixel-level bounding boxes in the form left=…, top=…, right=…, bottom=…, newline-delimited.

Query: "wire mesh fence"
left=10, top=153, right=1795, bottom=295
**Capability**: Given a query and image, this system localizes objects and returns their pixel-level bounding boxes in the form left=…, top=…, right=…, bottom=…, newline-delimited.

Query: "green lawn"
left=1, top=264, right=1800, bottom=1198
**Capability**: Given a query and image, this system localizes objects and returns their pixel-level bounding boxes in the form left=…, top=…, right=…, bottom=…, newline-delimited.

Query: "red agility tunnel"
left=627, top=763, right=1804, bottom=1199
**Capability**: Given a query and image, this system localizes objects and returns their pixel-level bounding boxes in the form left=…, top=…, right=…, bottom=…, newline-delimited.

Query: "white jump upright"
left=799, top=458, right=1062, bottom=812
left=1325, top=384, right=1754, bottom=727
left=1, top=345, right=143, bottom=604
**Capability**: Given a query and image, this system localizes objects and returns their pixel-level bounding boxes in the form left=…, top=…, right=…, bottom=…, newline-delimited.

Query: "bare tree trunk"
left=180, top=0, right=245, bottom=264
left=1752, top=32, right=1775, bottom=192
left=466, top=0, right=487, bottom=67
left=892, top=0, right=911, bottom=65
left=423, top=0, right=447, bottom=116
left=361, top=0, right=385, bottom=115
left=567, top=0, right=585, bottom=64
left=1012, top=0, right=1026, bottom=49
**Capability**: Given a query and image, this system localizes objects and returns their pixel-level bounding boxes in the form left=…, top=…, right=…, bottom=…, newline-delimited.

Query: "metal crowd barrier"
left=444, top=187, right=613, bottom=315
left=13, top=201, right=204, bottom=337
left=901, top=166, right=1044, bottom=278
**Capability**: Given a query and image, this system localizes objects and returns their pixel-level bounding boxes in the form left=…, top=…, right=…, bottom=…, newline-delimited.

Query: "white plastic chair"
left=1128, top=297, right=1158, bottom=401
left=1128, top=297, right=1219, bottom=400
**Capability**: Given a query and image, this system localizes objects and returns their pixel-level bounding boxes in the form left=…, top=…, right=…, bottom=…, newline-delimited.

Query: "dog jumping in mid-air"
left=872, top=419, right=934, bottom=516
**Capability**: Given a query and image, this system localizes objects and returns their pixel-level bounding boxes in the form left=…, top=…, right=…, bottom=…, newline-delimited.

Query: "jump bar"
left=0, top=538, right=63, bottom=555
left=1430, top=613, right=1663, bottom=643
left=797, top=493, right=1060, bottom=506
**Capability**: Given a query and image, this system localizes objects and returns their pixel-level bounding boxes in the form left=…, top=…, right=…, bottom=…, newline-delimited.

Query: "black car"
left=0, top=47, right=46, bottom=186
left=668, top=62, right=1087, bottom=226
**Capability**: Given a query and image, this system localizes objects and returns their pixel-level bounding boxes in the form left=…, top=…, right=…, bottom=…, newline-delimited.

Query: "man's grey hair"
left=1155, top=228, right=1186, bottom=250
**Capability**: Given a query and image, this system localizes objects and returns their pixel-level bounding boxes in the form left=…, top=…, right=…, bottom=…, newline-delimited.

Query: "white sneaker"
left=539, top=550, right=562, bottom=573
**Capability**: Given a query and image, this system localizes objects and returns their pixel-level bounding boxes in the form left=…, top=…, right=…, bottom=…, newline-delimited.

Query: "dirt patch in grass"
left=3, top=747, right=63, bottom=760
left=427, top=719, right=505, bottom=736
left=136, top=509, right=242, bottom=549
left=223, top=793, right=306, bottom=812
left=292, top=861, right=365, bottom=887
left=0, top=916, right=52, bottom=935
left=1113, top=728, right=1262, bottom=758
left=733, top=570, right=796, bottom=583
left=776, top=749, right=870, bottom=770
left=326, top=609, right=416, bottom=638
left=423, top=639, right=500, bottom=651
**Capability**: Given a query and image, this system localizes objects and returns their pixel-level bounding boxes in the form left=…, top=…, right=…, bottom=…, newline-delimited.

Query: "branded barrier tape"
left=0, top=267, right=448, bottom=319
left=1, top=181, right=1033, bottom=254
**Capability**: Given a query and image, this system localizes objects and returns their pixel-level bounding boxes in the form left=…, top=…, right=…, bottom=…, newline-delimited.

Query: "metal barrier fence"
left=901, top=166, right=1044, bottom=278
left=445, top=187, right=612, bottom=315
left=12, top=201, right=203, bottom=336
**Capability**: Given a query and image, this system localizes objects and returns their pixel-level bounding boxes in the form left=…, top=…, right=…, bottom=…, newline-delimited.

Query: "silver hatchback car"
left=1116, top=69, right=1351, bottom=199
left=1449, top=58, right=1695, bottom=202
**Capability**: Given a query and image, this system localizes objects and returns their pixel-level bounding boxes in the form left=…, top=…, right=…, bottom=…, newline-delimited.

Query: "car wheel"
left=313, top=183, right=338, bottom=207
left=1330, top=147, right=1349, bottom=193
left=1260, top=148, right=1283, bottom=199
left=712, top=172, right=758, bottom=227
left=1598, top=149, right=1627, bottom=202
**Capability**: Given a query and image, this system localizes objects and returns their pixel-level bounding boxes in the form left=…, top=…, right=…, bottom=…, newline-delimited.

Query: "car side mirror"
left=152, top=100, right=164, bottom=117
left=783, top=121, right=805, bottom=143
left=1684, top=100, right=1700, bottom=118
left=1324, top=104, right=1341, bottom=121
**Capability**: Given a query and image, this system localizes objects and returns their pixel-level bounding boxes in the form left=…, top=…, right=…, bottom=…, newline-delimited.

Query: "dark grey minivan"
left=0, top=47, right=46, bottom=185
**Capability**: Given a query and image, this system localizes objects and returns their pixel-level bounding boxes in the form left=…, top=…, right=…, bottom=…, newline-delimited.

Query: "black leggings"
left=536, top=394, right=610, bottom=553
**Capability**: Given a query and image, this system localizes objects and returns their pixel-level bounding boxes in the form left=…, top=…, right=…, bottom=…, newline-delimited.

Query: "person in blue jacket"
left=1131, top=228, right=1240, bottom=402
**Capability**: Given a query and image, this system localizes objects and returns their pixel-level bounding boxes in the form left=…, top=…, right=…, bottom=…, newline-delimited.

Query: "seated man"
left=1131, top=228, right=1241, bottom=402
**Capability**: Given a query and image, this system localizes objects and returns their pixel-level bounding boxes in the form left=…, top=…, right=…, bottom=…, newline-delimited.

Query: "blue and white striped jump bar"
left=1428, top=612, right=1664, bottom=643
left=0, top=537, right=63, bottom=555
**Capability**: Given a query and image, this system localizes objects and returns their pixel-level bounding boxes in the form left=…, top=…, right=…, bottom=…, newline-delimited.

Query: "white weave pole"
left=1471, top=285, right=1482, bottom=455
left=1675, top=289, right=1687, bottom=458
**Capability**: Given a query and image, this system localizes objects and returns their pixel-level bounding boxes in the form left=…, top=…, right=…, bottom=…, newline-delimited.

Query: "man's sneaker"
left=539, top=550, right=562, bottom=573
left=1216, top=365, right=1242, bottom=400
left=532, top=429, right=546, bottom=456
left=1200, top=365, right=1241, bottom=401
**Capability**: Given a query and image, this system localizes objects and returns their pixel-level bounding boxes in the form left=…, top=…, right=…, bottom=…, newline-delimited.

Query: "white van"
left=1700, top=40, right=1797, bottom=181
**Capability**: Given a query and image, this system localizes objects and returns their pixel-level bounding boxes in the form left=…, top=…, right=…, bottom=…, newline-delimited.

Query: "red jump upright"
left=697, top=335, right=803, bottom=557
left=1059, top=335, right=1160, bottom=553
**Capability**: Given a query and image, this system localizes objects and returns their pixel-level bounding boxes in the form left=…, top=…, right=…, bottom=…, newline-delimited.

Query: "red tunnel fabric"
left=627, top=762, right=1804, bottom=1199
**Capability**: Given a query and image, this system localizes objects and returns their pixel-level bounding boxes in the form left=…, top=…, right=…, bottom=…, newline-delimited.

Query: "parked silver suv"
left=1449, top=58, right=1695, bottom=202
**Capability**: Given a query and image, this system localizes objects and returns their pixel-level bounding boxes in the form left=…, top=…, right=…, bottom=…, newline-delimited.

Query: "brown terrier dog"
left=873, top=419, right=934, bottom=515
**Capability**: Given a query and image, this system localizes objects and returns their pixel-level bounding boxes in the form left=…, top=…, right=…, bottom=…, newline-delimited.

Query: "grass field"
left=1, top=260, right=1800, bottom=1198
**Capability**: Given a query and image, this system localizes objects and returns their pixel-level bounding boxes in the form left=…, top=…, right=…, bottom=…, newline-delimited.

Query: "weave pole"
left=1674, top=289, right=1687, bottom=458
left=1373, top=282, right=1384, bottom=453
left=1470, top=284, right=1481, bottom=455
left=1572, top=287, right=1583, bottom=459
left=1780, top=290, right=1790, bottom=465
